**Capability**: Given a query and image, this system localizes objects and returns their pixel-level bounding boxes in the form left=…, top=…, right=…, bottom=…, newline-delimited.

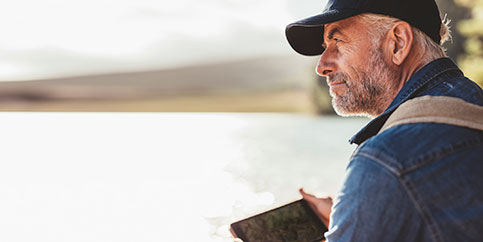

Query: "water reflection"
left=0, top=113, right=366, bottom=242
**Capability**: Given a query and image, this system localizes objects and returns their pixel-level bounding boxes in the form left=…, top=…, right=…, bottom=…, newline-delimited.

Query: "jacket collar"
left=349, top=57, right=462, bottom=145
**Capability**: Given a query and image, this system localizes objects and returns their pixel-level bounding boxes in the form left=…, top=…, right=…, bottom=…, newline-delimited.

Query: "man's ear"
left=386, top=21, right=414, bottom=66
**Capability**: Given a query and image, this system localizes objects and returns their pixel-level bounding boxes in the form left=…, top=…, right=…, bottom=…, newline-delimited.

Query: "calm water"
left=0, top=113, right=367, bottom=242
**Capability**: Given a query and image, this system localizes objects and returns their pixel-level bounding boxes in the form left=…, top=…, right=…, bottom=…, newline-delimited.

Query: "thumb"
left=299, top=188, right=319, bottom=202
left=300, top=188, right=333, bottom=201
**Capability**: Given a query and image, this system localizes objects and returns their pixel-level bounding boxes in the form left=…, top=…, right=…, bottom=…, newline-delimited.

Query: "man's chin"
left=332, top=106, right=360, bottom=117
left=331, top=98, right=373, bottom=118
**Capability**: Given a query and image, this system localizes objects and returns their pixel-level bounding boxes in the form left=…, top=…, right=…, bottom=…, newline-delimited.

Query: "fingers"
left=300, top=188, right=332, bottom=201
left=299, top=187, right=333, bottom=228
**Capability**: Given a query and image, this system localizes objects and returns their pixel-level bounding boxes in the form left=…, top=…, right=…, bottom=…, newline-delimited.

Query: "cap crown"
left=285, top=0, right=443, bottom=56
left=327, top=0, right=442, bottom=44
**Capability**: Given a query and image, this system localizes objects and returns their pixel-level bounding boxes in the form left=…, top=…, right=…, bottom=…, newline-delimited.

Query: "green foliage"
left=455, top=0, right=483, bottom=86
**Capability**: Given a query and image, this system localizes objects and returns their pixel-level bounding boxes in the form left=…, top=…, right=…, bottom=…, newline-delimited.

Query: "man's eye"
left=334, top=38, right=341, bottom=42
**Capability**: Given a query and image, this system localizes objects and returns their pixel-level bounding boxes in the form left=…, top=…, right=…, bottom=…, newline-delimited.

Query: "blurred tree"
left=312, top=76, right=335, bottom=115
left=454, top=0, right=483, bottom=86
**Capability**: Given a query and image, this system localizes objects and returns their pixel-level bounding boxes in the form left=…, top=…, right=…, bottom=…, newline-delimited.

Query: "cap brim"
left=285, top=9, right=359, bottom=56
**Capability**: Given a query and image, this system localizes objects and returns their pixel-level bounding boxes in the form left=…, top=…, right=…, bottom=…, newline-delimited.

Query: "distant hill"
left=0, top=55, right=317, bottom=102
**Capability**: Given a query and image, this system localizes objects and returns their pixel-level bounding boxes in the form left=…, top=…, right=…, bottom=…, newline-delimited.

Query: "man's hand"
left=299, top=188, right=333, bottom=228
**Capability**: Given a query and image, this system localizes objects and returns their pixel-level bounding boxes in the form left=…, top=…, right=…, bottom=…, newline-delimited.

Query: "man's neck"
left=397, top=50, right=436, bottom=92
left=372, top=52, right=437, bottom=118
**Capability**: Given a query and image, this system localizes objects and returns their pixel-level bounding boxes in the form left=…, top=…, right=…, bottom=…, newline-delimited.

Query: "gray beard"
left=330, top=47, right=399, bottom=118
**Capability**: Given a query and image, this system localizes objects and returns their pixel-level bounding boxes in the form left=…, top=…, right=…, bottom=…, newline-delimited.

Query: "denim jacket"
left=325, top=58, right=483, bottom=242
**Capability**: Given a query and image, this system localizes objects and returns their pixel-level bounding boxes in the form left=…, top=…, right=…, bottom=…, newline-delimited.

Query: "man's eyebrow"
left=322, top=27, right=345, bottom=48
left=326, top=27, right=343, bottom=40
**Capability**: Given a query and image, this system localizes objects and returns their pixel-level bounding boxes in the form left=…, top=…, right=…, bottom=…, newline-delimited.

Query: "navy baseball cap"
left=286, top=0, right=442, bottom=56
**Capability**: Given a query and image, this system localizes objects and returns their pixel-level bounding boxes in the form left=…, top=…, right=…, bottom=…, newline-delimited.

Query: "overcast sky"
left=0, top=0, right=327, bottom=81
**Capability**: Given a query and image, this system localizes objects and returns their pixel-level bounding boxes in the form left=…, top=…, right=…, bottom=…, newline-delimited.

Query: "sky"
left=0, top=0, right=327, bottom=81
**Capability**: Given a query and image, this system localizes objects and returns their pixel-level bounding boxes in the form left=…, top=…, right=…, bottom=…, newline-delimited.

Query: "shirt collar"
left=349, top=57, right=462, bottom=145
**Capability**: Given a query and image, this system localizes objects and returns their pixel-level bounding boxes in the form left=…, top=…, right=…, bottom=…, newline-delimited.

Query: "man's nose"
left=316, top=52, right=335, bottom=76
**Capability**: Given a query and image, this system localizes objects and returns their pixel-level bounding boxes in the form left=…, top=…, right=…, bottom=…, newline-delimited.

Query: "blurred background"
left=1, top=0, right=479, bottom=112
left=0, top=1, right=481, bottom=242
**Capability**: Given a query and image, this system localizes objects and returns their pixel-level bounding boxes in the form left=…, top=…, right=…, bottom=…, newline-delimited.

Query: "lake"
left=0, top=113, right=367, bottom=242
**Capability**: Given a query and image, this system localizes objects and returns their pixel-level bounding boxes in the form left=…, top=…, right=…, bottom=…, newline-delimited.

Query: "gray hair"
left=356, top=13, right=451, bottom=63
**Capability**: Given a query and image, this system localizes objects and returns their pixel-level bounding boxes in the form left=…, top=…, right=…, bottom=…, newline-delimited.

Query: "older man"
left=286, top=0, right=483, bottom=241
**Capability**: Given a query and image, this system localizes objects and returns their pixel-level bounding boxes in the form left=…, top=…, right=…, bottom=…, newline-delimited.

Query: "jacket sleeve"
left=325, top=153, right=427, bottom=242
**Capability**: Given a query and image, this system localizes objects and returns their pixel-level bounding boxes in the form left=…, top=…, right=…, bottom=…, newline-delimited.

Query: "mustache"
left=327, top=72, right=350, bottom=86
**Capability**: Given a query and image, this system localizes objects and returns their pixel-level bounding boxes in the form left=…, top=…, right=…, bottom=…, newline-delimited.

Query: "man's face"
left=316, top=16, right=400, bottom=117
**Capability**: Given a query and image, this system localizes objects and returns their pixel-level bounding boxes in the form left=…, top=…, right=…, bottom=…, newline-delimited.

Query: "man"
left=285, top=0, right=483, bottom=241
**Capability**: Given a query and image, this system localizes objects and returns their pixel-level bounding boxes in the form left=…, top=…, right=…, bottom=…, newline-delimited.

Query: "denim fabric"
left=325, top=58, right=483, bottom=242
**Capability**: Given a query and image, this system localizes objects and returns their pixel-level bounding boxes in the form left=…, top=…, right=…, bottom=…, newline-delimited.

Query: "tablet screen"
left=231, top=199, right=327, bottom=242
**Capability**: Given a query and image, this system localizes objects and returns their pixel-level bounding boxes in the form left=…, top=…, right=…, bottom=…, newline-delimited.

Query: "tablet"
left=230, top=199, right=328, bottom=242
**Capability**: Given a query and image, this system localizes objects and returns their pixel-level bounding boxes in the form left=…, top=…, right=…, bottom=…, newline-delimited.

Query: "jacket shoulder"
left=355, top=123, right=483, bottom=176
